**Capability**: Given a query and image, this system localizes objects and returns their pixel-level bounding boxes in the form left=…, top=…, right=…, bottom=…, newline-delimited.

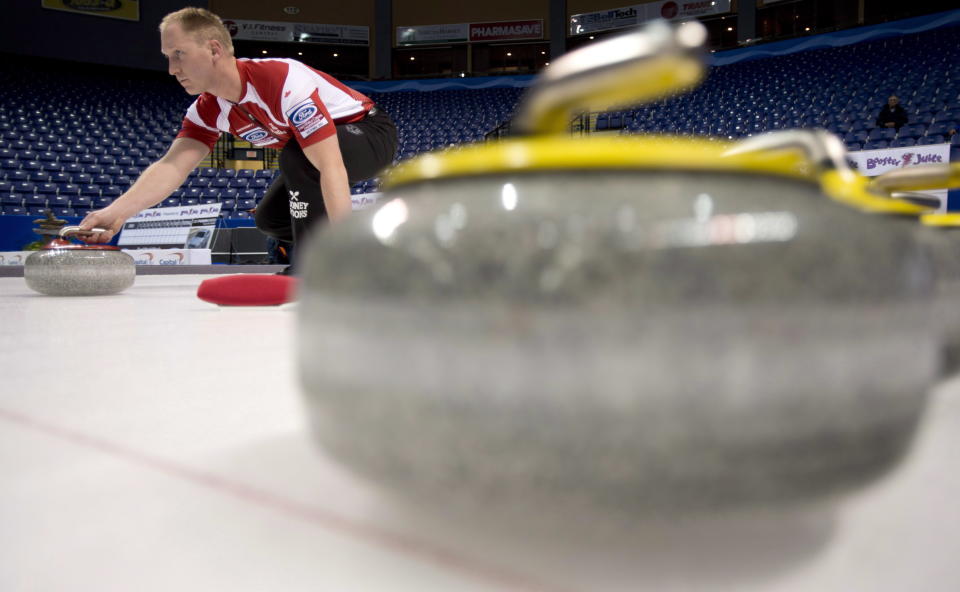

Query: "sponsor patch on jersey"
left=286, top=98, right=328, bottom=138
left=240, top=127, right=275, bottom=146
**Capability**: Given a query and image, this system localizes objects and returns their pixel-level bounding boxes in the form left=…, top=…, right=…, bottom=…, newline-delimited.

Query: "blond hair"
left=160, top=7, right=234, bottom=55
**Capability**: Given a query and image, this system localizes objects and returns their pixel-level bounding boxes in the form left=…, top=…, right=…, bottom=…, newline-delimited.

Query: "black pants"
left=255, top=107, right=397, bottom=247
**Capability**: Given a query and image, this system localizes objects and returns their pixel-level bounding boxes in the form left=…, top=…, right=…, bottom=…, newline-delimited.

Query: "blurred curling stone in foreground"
left=296, top=20, right=948, bottom=519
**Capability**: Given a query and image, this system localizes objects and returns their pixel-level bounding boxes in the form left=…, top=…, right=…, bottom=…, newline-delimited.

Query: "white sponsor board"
left=119, top=203, right=222, bottom=249
left=125, top=248, right=211, bottom=265
left=351, top=192, right=382, bottom=210
left=846, top=143, right=951, bottom=211
left=570, top=0, right=732, bottom=35
left=0, top=252, right=29, bottom=266
left=0, top=248, right=210, bottom=266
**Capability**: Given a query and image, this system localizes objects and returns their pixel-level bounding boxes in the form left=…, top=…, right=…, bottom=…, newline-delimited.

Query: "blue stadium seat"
left=897, top=124, right=925, bottom=139
left=70, top=196, right=93, bottom=209
left=59, top=183, right=80, bottom=196
left=3, top=205, right=27, bottom=216
left=889, top=137, right=916, bottom=148
left=927, top=121, right=956, bottom=136
left=868, top=128, right=897, bottom=141
left=23, top=195, right=47, bottom=207
left=161, top=197, right=180, bottom=207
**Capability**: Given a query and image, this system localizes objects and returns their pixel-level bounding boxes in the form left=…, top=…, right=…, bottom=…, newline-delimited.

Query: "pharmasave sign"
left=42, top=0, right=140, bottom=22
left=398, top=19, right=543, bottom=46
left=469, top=20, right=543, bottom=42
left=571, top=0, right=731, bottom=35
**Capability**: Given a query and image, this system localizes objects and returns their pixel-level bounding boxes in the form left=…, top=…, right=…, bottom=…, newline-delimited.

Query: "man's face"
left=161, top=23, right=214, bottom=95
left=888, top=96, right=899, bottom=108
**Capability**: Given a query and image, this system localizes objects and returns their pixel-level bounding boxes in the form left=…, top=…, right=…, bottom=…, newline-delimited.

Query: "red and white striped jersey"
left=176, top=58, right=374, bottom=151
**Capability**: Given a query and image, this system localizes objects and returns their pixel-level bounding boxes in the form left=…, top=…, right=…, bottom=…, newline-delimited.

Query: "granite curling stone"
left=24, top=227, right=135, bottom=296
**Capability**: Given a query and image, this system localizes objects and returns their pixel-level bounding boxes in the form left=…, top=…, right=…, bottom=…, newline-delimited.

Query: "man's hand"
left=78, top=206, right=127, bottom=243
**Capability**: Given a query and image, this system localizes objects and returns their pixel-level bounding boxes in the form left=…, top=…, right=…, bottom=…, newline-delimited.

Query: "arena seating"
left=1, top=22, right=958, bottom=219
left=619, top=23, right=960, bottom=154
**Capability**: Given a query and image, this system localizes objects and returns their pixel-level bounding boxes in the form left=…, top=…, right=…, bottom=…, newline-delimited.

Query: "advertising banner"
left=846, top=143, right=951, bottom=211
left=397, top=23, right=470, bottom=45
left=119, top=203, right=222, bottom=249
left=570, top=0, right=732, bottom=35
left=651, top=0, right=732, bottom=21
left=125, top=248, right=212, bottom=265
left=223, top=19, right=294, bottom=43
left=222, top=19, right=369, bottom=46
left=293, top=23, right=369, bottom=46
left=42, top=0, right=140, bottom=22
left=469, top=20, right=544, bottom=42
left=570, top=7, right=641, bottom=36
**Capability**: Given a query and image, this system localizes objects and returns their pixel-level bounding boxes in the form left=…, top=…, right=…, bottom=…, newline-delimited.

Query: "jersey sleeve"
left=175, top=97, right=222, bottom=151
left=283, top=89, right=337, bottom=148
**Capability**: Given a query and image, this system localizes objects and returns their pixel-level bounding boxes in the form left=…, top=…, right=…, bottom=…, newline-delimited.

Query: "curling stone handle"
left=60, top=226, right=108, bottom=239
left=869, top=163, right=960, bottom=195
left=512, top=20, right=707, bottom=135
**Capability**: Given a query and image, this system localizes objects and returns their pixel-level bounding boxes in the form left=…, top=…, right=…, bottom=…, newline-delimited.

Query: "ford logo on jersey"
left=241, top=129, right=269, bottom=142
left=287, top=99, right=319, bottom=125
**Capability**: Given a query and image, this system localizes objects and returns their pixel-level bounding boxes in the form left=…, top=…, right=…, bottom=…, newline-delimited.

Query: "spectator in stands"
left=875, top=95, right=908, bottom=131
left=79, top=7, right=397, bottom=272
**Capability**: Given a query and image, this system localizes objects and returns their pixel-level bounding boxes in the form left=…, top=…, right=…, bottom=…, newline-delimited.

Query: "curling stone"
left=295, top=21, right=939, bottom=517
left=24, top=226, right=136, bottom=296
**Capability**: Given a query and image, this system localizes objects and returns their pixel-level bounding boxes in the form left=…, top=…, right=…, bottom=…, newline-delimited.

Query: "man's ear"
left=209, top=39, right=225, bottom=60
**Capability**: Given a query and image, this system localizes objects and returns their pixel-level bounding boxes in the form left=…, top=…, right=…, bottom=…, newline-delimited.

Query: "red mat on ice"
left=197, top=274, right=298, bottom=306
